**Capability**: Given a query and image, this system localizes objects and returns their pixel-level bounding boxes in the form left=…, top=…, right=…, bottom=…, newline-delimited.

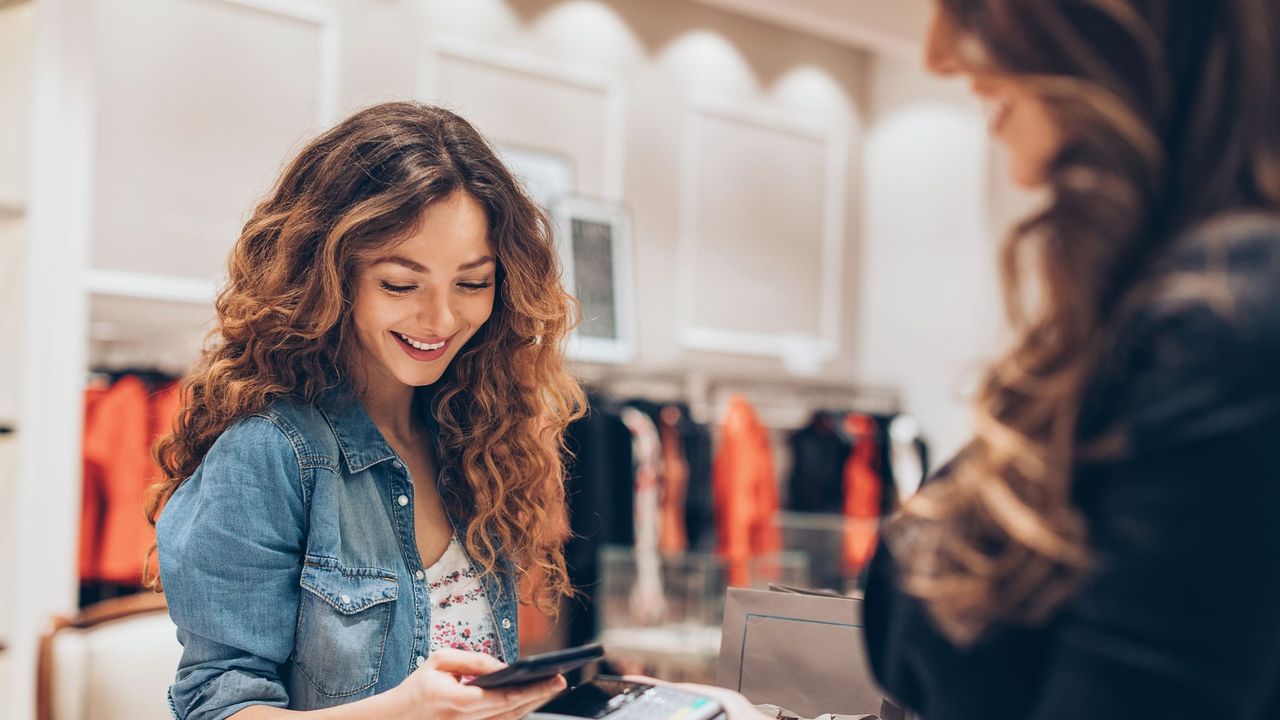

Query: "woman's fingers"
left=452, top=675, right=566, bottom=716
left=482, top=678, right=568, bottom=720
left=428, top=647, right=509, bottom=677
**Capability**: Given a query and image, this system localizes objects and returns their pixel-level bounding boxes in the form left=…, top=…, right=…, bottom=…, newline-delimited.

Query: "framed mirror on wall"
left=555, top=195, right=636, bottom=365
left=502, top=145, right=637, bottom=365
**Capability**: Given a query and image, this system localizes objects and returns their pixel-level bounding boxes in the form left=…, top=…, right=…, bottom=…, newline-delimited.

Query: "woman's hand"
left=393, top=648, right=566, bottom=720
left=623, top=676, right=772, bottom=720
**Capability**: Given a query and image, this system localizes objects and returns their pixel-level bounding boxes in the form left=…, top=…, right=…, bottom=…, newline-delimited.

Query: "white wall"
left=855, top=55, right=1006, bottom=461
left=413, top=0, right=867, bottom=377
left=80, top=0, right=873, bottom=380
left=0, top=0, right=32, bottom=206
left=688, top=0, right=931, bottom=58
left=0, top=0, right=34, bottom=656
left=0, top=0, right=32, bottom=424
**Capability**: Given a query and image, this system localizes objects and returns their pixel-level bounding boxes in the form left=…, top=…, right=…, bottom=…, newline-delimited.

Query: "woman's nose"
left=416, top=291, right=456, bottom=335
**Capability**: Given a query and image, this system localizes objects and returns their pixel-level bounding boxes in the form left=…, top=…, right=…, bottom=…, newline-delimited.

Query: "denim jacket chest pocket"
left=294, top=557, right=399, bottom=698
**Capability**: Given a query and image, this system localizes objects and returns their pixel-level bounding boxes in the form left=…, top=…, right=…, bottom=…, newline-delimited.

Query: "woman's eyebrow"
left=371, top=255, right=495, bottom=273
left=457, top=256, right=496, bottom=271
left=371, top=255, right=427, bottom=273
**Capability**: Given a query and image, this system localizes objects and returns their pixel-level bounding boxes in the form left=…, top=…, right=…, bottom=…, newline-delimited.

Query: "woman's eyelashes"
left=457, top=280, right=494, bottom=293
left=379, top=281, right=417, bottom=294
left=378, top=279, right=494, bottom=295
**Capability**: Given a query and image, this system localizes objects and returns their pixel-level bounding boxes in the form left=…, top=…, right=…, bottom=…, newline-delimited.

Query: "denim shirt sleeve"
left=157, top=415, right=307, bottom=720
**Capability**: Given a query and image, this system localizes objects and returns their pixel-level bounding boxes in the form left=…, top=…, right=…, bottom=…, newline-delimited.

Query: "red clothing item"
left=79, top=385, right=110, bottom=581
left=82, top=376, right=153, bottom=583
left=80, top=378, right=184, bottom=584
left=713, top=396, right=781, bottom=587
left=842, top=414, right=882, bottom=574
left=658, top=406, right=689, bottom=554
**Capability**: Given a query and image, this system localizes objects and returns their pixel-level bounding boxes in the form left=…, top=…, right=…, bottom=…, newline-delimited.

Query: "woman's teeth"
left=397, top=332, right=446, bottom=351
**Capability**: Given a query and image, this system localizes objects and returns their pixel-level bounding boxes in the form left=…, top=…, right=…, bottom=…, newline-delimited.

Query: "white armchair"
left=37, top=593, right=181, bottom=720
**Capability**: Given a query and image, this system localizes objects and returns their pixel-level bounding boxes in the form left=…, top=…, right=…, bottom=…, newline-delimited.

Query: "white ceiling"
left=685, top=0, right=932, bottom=58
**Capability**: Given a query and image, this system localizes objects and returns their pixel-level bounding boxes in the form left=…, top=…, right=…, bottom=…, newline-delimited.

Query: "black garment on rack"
left=869, top=413, right=901, bottom=516
left=563, top=394, right=635, bottom=647
left=79, top=582, right=143, bottom=607
left=787, top=412, right=852, bottom=513
left=90, top=366, right=178, bottom=389
left=913, top=436, right=930, bottom=490
left=680, top=414, right=715, bottom=552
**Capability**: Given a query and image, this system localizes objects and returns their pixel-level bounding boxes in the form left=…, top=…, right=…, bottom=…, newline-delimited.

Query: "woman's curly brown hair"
left=145, top=102, right=586, bottom=609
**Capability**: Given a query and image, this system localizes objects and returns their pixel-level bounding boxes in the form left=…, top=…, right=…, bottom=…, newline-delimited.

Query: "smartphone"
left=465, top=643, right=605, bottom=689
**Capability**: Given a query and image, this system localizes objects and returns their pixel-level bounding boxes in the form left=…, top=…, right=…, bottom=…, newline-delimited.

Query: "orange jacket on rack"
left=80, top=378, right=184, bottom=584
left=82, top=376, right=153, bottom=584
left=842, top=413, right=882, bottom=574
left=79, top=385, right=110, bottom=581
left=713, top=396, right=781, bottom=587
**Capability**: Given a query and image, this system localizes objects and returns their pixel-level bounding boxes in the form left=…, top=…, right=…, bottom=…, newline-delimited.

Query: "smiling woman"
left=143, top=102, right=586, bottom=720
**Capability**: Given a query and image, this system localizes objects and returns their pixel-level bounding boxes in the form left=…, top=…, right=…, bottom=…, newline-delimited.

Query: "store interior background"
left=0, top=0, right=1038, bottom=716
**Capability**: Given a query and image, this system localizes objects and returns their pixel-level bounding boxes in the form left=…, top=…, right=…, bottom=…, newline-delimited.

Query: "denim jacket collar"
left=317, top=384, right=442, bottom=475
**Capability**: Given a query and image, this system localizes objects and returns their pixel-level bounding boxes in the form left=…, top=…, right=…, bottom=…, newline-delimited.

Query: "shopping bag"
left=715, top=586, right=895, bottom=719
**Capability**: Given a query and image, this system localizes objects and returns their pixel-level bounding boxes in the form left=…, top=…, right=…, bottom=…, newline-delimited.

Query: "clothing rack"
left=87, top=366, right=180, bottom=387
left=576, top=365, right=902, bottom=430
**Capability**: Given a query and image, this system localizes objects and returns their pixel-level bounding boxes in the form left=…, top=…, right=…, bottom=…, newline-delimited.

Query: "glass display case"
left=596, top=546, right=810, bottom=682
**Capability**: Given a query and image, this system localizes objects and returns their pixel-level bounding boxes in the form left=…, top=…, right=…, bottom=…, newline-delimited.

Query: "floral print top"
left=425, top=535, right=502, bottom=659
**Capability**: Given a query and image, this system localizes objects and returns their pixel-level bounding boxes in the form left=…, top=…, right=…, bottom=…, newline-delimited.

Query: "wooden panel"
left=678, top=99, right=847, bottom=365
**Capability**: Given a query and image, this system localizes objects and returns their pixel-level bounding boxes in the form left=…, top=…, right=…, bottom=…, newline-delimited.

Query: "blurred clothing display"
left=888, top=415, right=927, bottom=500
left=562, top=393, right=718, bottom=646
left=620, top=407, right=668, bottom=624
left=657, top=406, right=690, bottom=554
left=625, top=398, right=715, bottom=552
left=713, top=395, right=782, bottom=587
left=841, top=414, right=881, bottom=575
left=79, top=371, right=181, bottom=605
left=787, top=413, right=851, bottom=514
left=563, top=395, right=636, bottom=647
left=786, top=411, right=929, bottom=580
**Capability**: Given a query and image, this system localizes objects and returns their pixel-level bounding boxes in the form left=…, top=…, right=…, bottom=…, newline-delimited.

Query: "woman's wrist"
left=373, top=683, right=417, bottom=717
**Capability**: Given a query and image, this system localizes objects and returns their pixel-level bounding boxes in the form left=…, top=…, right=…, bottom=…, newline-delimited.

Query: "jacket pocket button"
left=501, top=617, right=512, bottom=630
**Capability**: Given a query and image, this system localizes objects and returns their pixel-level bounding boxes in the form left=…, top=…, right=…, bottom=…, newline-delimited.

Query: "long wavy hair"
left=146, top=102, right=586, bottom=609
left=888, top=0, right=1280, bottom=645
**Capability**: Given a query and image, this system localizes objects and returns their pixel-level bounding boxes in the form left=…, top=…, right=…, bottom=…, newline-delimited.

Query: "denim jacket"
left=157, top=386, right=520, bottom=719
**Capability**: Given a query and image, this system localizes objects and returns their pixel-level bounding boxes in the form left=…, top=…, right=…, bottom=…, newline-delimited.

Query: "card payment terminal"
left=530, top=676, right=726, bottom=720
